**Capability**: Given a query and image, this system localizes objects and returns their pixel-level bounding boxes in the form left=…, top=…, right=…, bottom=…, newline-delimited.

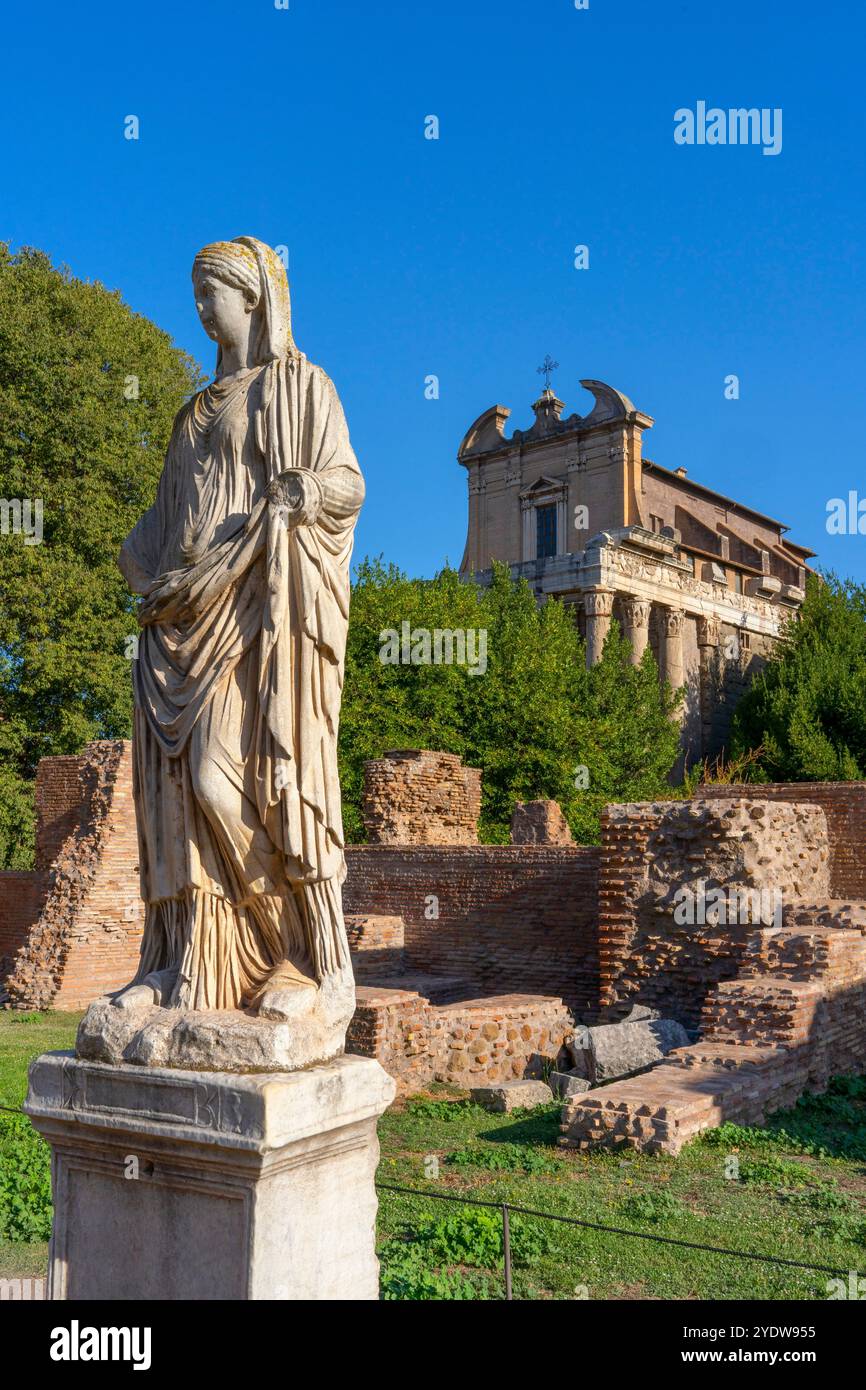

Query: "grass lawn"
left=0, top=1010, right=82, bottom=1109
left=2, top=1011, right=865, bottom=1299
left=0, top=1009, right=81, bottom=1283
left=375, top=1085, right=866, bottom=1299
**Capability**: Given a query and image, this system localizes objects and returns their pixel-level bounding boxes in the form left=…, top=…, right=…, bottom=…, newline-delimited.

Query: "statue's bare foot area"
left=250, top=962, right=318, bottom=1023
left=111, top=968, right=179, bottom=1010
left=111, top=983, right=155, bottom=1011
left=78, top=962, right=356, bottom=1074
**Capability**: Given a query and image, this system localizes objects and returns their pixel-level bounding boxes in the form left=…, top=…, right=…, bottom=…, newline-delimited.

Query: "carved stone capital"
left=584, top=589, right=615, bottom=619
left=661, top=606, right=685, bottom=638
left=621, top=597, right=651, bottom=631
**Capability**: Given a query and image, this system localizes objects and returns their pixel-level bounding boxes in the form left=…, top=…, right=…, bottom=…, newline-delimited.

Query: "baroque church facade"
left=458, top=377, right=814, bottom=764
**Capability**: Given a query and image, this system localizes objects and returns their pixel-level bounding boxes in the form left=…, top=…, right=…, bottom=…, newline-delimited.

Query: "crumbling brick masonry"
left=361, top=749, right=482, bottom=845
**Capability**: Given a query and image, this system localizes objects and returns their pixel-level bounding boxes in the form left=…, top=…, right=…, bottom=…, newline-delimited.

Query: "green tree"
left=569, top=621, right=683, bottom=842
left=0, top=244, right=203, bottom=866
left=730, top=572, right=866, bottom=780
left=340, top=558, right=682, bottom=843
left=338, top=557, right=481, bottom=841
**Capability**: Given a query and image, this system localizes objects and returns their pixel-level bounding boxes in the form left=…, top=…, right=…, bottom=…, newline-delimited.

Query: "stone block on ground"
left=470, top=1079, right=553, bottom=1112
left=623, top=1003, right=662, bottom=1022
left=548, top=1069, right=590, bottom=1100
left=582, top=1017, right=690, bottom=1084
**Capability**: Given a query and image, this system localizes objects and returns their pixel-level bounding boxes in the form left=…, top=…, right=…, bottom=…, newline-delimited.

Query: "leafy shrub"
left=735, top=1155, right=819, bottom=1188
left=379, top=1238, right=493, bottom=1300
left=0, top=1112, right=52, bottom=1242
left=417, top=1208, right=550, bottom=1268
left=826, top=1076, right=866, bottom=1100
left=405, top=1098, right=484, bottom=1122
left=802, top=1214, right=866, bottom=1245
left=445, top=1142, right=558, bottom=1175
left=779, top=1186, right=857, bottom=1214
left=700, top=1120, right=832, bottom=1159
left=777, top=1184, right=866, bottom=1244
left=619, top=1188, right=685, bottom=1225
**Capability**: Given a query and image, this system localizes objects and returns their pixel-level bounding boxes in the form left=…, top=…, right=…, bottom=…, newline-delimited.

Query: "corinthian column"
left=620, top=596, right=651, bottom=666
left=661, top=606, right=686, bottom=696
left=584, top=589, right=615, bottom=666
left=697, top=614, right=722, bottom=757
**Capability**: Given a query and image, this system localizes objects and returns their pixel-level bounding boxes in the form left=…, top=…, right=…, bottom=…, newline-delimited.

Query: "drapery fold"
left=121, top=354, right=363, bottom=890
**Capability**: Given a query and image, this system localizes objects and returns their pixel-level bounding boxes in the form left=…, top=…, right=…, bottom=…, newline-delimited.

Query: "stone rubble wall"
left=361, top=749, right=482, bottom=845
left=347, top=987, right=572, bottom=1093
left=597, top=797, right=830, bottom=1028
left=700, top=782, right=866, bottom=898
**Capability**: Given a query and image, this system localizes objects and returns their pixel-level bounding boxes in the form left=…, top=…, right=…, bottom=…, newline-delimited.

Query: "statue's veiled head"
left=192, top=237, right=294, bottom=372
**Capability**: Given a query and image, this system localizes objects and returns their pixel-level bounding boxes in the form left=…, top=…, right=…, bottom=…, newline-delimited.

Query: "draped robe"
left=119, top=353, right=364, bottom=1010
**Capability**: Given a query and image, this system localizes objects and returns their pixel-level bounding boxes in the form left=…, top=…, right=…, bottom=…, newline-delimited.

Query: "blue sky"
left=4, top=0, right=865, bottom=579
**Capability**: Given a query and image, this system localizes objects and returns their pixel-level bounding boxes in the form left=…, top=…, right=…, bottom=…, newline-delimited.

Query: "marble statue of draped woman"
left=115, top=237, right=363, bottom=1028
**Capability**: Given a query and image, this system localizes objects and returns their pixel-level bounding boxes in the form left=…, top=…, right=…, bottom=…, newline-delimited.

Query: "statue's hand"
left=267, top=469, right=323, bottom=529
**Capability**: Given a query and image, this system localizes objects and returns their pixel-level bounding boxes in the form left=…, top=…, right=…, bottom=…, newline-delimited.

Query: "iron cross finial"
left=537, top=354, right=559, bottom=391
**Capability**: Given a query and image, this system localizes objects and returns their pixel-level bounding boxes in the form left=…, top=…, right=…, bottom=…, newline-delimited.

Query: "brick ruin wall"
left=361, top=749, right=482, bottom=845
left=562, top=796, right=866, bottom=1154
left=0, top=753, right=89, bottom=977
left=6, top=742, right=866, bottom=1133
left=1, top=745, right=595, bottom=1059
left=597, top=797, right=831, bottom=1028
left=561, top=903, right=866, bottom=1155
left=0, top=874, right=45, bottom=981
left=2, top=742, right=142, bottom=1011
left=343, top=844, right=599, bottom=1017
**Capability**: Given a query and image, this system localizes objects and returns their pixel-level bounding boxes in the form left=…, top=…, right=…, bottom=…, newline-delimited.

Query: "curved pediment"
left=579, top=378, right=638, bottom=425
left=458, top=378, right=651, bottom=462
left=457, top=405, right=511, bottom=460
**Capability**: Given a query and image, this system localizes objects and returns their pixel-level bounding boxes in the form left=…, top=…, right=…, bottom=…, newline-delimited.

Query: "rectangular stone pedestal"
left=25, top=1051, right=395, bottom=1301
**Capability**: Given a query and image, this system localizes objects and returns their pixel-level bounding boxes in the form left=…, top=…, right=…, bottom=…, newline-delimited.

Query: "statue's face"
left=193, top=270, right=253, bottom=346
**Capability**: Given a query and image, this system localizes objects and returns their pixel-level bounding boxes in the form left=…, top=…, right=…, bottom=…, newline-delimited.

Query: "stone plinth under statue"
left=26, top=236, right=390, bottom=1300
left=26, top=1051, right=393, bottom=1301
